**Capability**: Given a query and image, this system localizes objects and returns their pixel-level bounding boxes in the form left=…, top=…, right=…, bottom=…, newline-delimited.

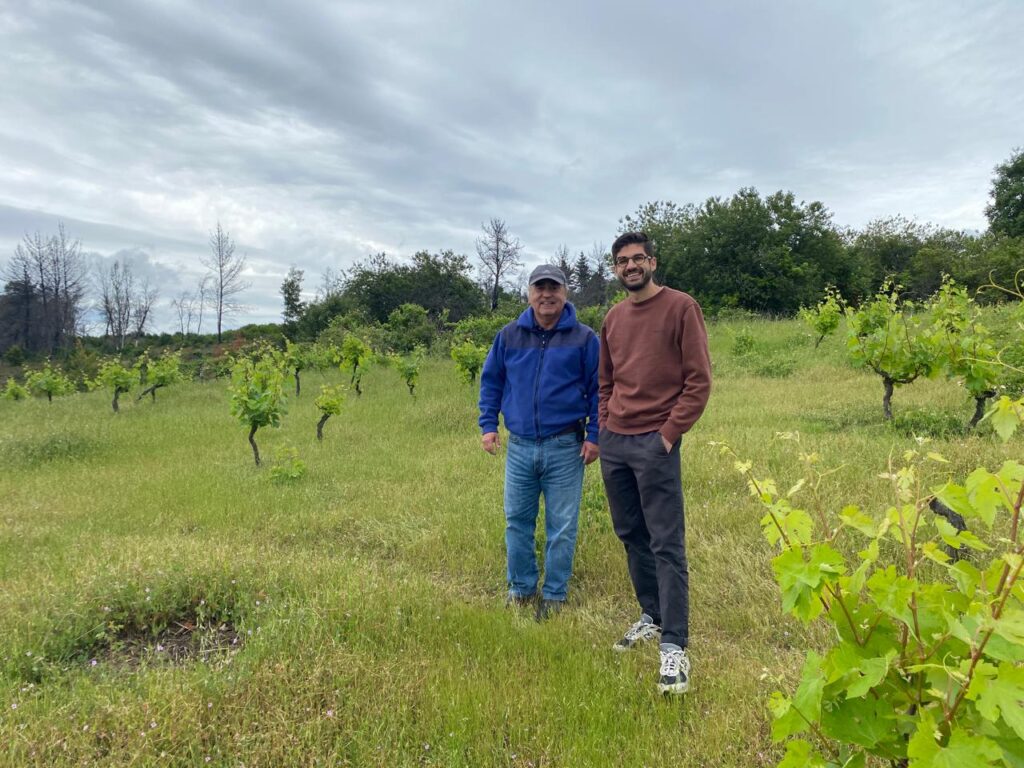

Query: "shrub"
left=385, top=303, right=435, bottom=352
left=716, top=424, right=1024, bottom=768
left=25, top=362, right=75, bottom=402
left=229, top=354, right=287, bottom=467
left=449, top=314, right=513, bottom=346
left=451, top=341, right=488, bottom=384
left=4, top=345, right=25, bottom=366
left=3, top=377, right=28, bottom=401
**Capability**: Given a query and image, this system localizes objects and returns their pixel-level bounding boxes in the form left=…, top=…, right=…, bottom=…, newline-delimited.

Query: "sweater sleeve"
left=478, top=331, right=506, bottom=434
left=660, top=302, right=712, bottom=444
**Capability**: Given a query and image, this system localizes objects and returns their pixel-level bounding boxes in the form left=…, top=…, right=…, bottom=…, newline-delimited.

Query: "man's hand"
left=660, top=434, right=672, bottom=454
left=482, top=432, right=501, bottom=455
left=581, top=440, right=600, bottom=465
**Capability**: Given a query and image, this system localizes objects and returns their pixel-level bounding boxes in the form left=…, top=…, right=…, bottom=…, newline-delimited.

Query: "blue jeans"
left=504, top=433, right=585, bottom=601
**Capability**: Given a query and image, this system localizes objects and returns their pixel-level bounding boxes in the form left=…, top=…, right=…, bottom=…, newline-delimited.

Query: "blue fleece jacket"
left=478, top=303, right=600, bottom=443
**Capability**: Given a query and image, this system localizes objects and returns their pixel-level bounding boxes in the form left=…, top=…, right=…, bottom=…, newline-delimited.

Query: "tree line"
left=2, top=148, right=1021, bottom=360
left=0, top=221, right=249, bottom=358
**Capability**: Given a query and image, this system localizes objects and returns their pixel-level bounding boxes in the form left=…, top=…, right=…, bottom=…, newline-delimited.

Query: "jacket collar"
left=516, top=302, right=577, bottom=332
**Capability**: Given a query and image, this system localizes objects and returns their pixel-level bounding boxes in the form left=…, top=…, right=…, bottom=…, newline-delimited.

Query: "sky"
left=1, top=0, right=1022, bottom=331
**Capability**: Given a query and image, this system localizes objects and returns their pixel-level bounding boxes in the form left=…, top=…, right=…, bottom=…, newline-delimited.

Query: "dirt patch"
left=98, top=617, right=243, bottom=668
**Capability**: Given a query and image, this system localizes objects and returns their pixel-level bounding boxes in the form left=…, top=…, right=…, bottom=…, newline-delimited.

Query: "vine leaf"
left=966, top=662, right=1024, bottom=740
left=907, top=715, right=1003, bottom=768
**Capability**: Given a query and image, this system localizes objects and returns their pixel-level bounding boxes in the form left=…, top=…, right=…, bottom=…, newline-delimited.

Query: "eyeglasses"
left=614, top=254, right=651, bottom=267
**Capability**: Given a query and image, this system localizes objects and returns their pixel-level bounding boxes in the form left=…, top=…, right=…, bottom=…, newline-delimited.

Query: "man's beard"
left=619, top=269, right=652, bottom=292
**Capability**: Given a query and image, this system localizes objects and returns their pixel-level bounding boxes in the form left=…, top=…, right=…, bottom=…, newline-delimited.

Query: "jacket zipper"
left=533, top=331, right=549, bottom=437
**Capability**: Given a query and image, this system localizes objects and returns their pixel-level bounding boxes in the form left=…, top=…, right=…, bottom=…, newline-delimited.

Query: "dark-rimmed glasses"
left=614, top=254, right=651, bottom=268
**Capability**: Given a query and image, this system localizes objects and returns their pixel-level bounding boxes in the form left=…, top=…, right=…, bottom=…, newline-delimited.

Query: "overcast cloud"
left=1, top=1, right=1022, bottom=329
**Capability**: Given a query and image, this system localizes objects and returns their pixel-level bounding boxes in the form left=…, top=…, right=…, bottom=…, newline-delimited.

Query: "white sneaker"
left=658, top=645, right=690, bottom=694
left=612, top=614, right=662, bottom=652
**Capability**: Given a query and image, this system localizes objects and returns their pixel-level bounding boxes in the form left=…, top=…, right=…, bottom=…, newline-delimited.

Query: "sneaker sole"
left=657, top=680, right=689, bottom=695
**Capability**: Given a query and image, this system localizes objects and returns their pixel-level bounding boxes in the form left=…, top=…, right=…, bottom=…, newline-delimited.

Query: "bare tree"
left=476, top=218, right=523, bottom=310
left=171, top=291, right=188, bottom=336
left=2, top=224, right=86, bottom=353
left=96, top=259, right=135, bottom=350
left=131, top=278, right=159, bottom=337
left=316, top=267, right=345, bottom=301
left=201, top=222, right=249, bottom=342
left=195, top=275, right=209, bottom=335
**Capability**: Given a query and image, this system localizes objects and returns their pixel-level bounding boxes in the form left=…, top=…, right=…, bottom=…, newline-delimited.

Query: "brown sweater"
left=598, top=287, right=712, bottom=444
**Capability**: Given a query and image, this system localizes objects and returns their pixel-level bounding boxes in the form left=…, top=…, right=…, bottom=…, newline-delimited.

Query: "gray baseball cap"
left=528, top=264, right=567, bottom=285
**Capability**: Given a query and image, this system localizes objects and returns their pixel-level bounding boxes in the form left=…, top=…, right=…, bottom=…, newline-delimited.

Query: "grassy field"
left=1, top=317, right=1020, bottom=767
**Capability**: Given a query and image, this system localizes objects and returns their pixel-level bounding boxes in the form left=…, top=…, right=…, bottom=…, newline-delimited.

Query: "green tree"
left=280, top=266, right=305, bottom=337
left=986, top=147, right=1024, bottom=238
left=385, top=303, right=434, bottom=352
left=310, top=250, right=484, bottom=330
left=622, top=190, right=848, bottom=314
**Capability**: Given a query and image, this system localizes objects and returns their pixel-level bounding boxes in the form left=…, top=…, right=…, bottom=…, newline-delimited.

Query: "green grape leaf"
left=934, top=482, right=976, bottom=524
left=771, top=653, right=827, bottom=741
left=821, top=693, right=896, bottom=748
left=845, top=651, right=897, bottom=699
left=777, top=738, right=828, bottom=768
left=949, top=561, right=982, bottom=597
left=867, top=566, right=917, bottom=627
left=967, top=662, right=1024, bottom=740
left=965, top=468, right=1009, bottom=527
left=907, top=718, right=1003, bottom=767
left=989, top=609, right=1024, bottom=647
left=987, top=396, right=1021, bottom=443
left=839, top=505, right=876, bottom=537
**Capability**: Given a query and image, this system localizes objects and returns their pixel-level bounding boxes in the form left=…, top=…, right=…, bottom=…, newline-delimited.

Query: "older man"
left=479, top=264, right=600, bottom=621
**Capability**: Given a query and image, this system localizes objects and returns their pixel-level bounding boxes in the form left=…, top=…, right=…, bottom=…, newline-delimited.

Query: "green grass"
left=1, top=319, right=1020, bottom=767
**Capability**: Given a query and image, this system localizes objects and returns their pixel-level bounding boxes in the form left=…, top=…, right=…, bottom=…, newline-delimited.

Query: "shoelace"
left=661, top=650, right=689, bottom=677
left=624, top=620, right=659, bottom=641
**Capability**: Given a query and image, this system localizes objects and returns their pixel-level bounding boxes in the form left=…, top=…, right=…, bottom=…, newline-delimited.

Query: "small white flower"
left=11, top=703, right=17, bottom=710
left=150, top=721, right=157, bottom=729
left=326, top=709, right=334, bottom=718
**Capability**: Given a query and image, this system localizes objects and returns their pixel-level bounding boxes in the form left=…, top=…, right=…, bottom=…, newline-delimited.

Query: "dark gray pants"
left=599, top=429, right=689, bottom=648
